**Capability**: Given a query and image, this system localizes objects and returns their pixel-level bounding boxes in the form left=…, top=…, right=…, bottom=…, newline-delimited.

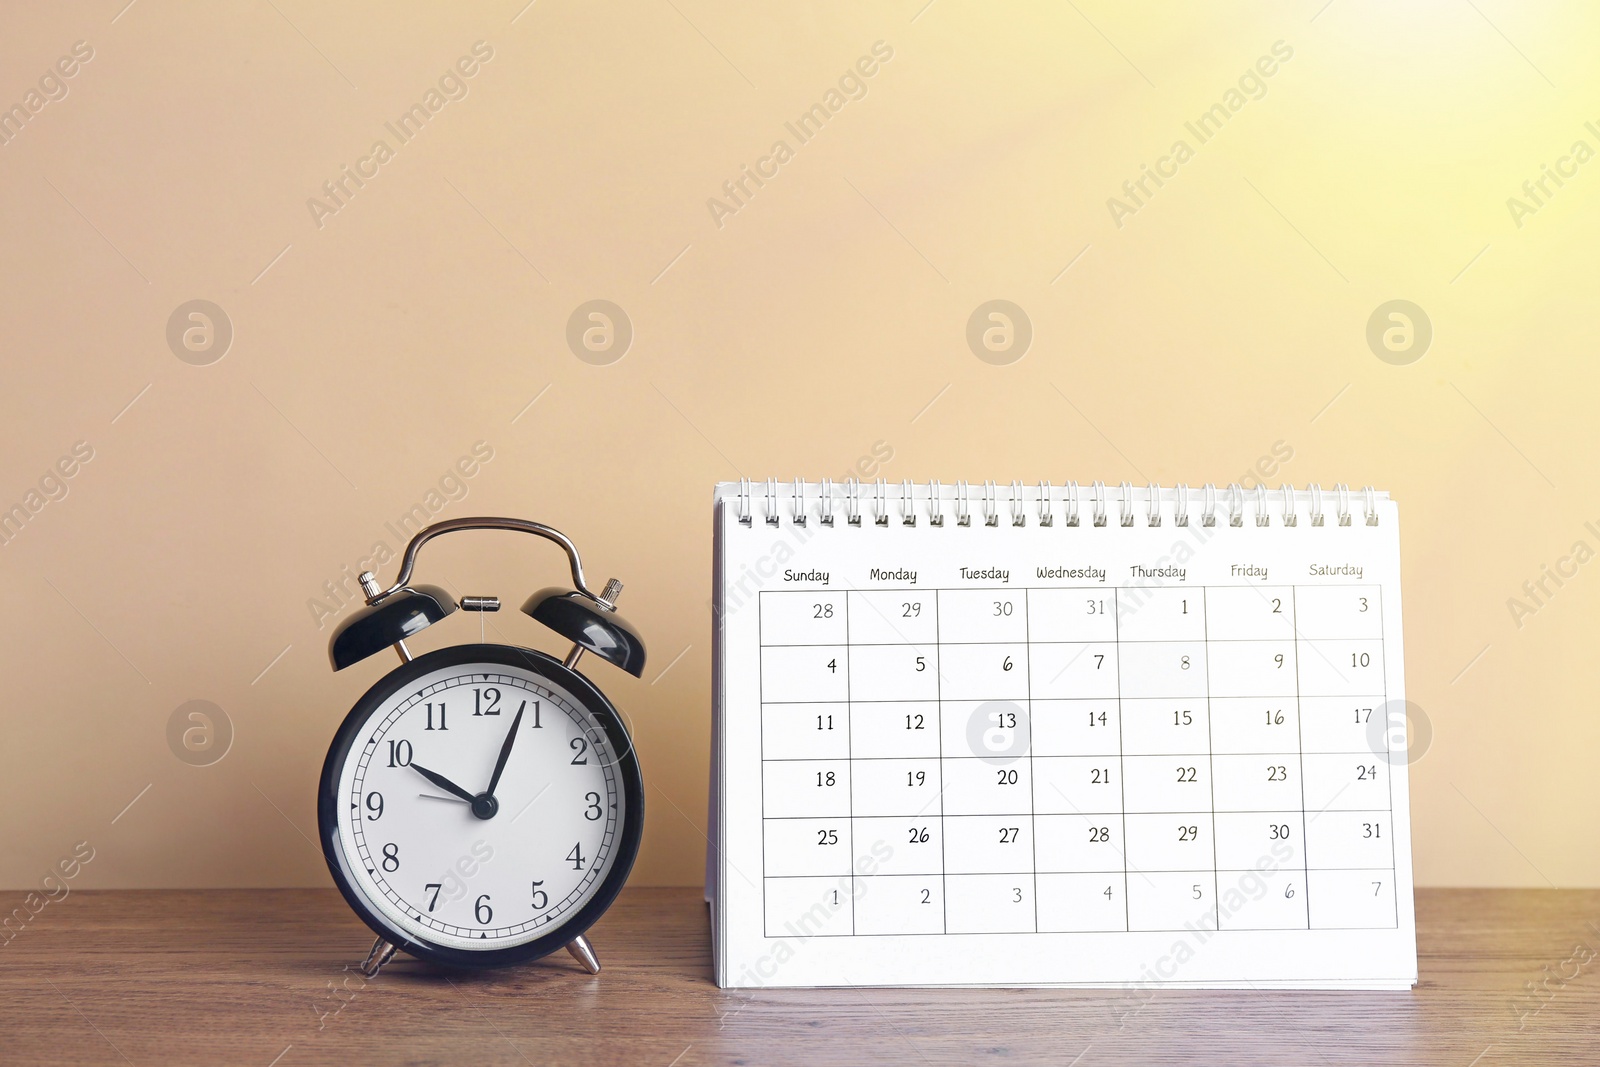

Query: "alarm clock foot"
left=565, top=934, right=601, bottom=974
left=359, top=936, right=398, bottom=978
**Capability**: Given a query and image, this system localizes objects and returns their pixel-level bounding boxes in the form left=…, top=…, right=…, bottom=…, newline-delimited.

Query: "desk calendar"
left=708, top=480, right=1417, bottom=989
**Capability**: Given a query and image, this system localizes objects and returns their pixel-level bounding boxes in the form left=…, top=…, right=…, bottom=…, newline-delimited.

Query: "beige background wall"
left=2, top=1, right=1596, bottom=890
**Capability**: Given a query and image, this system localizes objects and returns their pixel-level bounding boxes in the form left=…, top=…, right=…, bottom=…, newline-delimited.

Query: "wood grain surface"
left=1, top=887, right=1596, bottom=1065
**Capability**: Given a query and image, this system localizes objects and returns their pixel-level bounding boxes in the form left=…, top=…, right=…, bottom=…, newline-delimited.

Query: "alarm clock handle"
left=373, top=517, right=616, bottom=609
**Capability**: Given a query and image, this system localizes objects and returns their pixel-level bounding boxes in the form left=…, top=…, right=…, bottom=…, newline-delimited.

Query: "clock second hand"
left=407, top=761, right=475, bottom=804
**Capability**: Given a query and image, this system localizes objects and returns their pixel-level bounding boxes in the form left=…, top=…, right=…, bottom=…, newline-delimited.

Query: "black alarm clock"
left=319, top=517, right=645, bottom=977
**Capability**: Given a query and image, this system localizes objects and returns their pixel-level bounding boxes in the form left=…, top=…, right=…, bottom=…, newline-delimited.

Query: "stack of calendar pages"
left=708, top=480, right=1417, bottom=989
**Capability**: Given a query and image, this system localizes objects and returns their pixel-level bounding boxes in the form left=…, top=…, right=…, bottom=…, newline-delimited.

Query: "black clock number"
left=473, top=687, right=501, bottom=716
left=570, top=736, right=589, bottom=765
left=364, top=792, right=383, bottom=820
left=386, top=740, right=412, bottom=768
left=475, top=894, right=493, bottom=925
left=567, top=843, right=586, bottom=870
left=531, top=881, right=548, bottom=910
left=585, top=792, right=603, bottom=820
left=424, top=701, right=447, bottom=730
left=381, top=843, right=399, bottom=872
left=425, top=883, right=442, bottom=911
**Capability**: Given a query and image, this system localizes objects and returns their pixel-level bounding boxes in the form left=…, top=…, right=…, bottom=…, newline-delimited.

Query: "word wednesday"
left=307, top=42, right=494, bottom=229
left=1107, top=41, right=1294, bottom=228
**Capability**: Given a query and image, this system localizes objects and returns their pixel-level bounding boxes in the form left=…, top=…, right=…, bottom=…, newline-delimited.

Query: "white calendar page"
left=709, top=483, right=1417, bottom=989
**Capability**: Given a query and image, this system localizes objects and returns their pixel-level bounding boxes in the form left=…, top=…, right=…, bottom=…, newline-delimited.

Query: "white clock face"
left=332, top=660, right=627, bottom=950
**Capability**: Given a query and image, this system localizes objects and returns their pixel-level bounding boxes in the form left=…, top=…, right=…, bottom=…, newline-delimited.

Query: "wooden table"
left=2, top=887, right=1596, bottom=1065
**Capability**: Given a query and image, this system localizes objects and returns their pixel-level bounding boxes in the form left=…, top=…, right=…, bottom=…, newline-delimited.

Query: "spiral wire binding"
left=733, top=479, right=1383, bottom=528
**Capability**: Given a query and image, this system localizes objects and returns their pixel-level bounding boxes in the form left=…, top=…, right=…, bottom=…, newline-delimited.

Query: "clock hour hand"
left=408, top=762, right=475, bottom=804
left=485, top=701, right=526, bottom=798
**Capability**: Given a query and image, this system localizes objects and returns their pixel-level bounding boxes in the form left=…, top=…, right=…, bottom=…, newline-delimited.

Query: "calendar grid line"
left=1292, top=586, right=1312, bottom=928
left=758, top=808, right=1395, bottom=819
left=843, top=595, right=855, bottom=935
left=762, top=866, right=1398, bottom=879
left=1201, top=588, right=1220, bottom=928
left=757, top=695, right=1392, bottom=704
left=1378, top=586, right=1398, bottom=924
left=754, top=637, right=1392, bottom=648
left=756, top=751, right=1403, bottom=761
left=1112, top=588, right=1130, bottom=931
left=1023, top=588, right=1039, bottom=933
left=933, top=589, right=948, bottom=935
left=758, top=588, right=766, bottom=943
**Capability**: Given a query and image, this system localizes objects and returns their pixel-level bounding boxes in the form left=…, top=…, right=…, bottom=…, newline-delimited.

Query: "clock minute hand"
left=485, top=701, right=526, bottom=798
left=408, top=761, right=475, bottom=803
